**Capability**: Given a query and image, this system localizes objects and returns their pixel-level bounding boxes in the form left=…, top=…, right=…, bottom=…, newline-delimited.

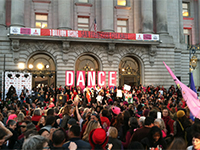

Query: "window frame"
left=182, top=2, right=190, bottom=17
left=183, top=28, right=192, bottom=45
left=77, top=16, right=90, bottom=31
left=77, top=0, right=89, bottom=3
left=117, top=0, right=127, bottom=6
left=35, top=14, right=48, bottom=29
left=117, top=19, right=128, bottom=33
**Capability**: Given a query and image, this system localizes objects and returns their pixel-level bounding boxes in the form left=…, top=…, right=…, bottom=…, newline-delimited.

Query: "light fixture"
left=18, top=63, right=25, bottom=70
left=48, top=73, right=53, bottom=78
left=40, top=74, right=45, bottom=78
left=37, top=63, right=44, bottom=70
left=15, top=74, right=20, bottom=78
left=190, top=55, right=198, bottom=69
left=7, top=74, right=12, bottom=78
left=45, top=64, right=49, bottom=69
left=91, top=68, right=94, bottom=71
left=33, top=74, right=37, bottom=78
left=122, top=68, right=125, bottom=72
left=24, top=74, right=29, bottom=78
left=28, top=64, right=33, bottom=69
left=59, top=95, right=63, bottom=100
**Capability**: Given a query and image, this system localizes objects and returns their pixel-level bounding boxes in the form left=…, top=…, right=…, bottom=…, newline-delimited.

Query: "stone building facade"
left=0, top=0, right=199, bottom=89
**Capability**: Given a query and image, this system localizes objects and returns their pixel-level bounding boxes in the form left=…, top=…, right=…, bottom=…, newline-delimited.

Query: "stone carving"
left=149, top=45, right=157, bottom=66
left=107, top=43, right=115, bottom=65
left=34, top=42, right=49, bottom=51
left=11, top=39, right=20, bottom=63
left=62, top=41, right=70, bottom=53
left=11, top=39, right=20, bottom=52
left=108, top=43, right=115, bottom=55
left=15, top=41, right=61, bottom=63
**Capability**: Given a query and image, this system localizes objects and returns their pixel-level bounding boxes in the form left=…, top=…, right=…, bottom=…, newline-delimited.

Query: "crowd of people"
left=0, top=84, right=200, bottom=150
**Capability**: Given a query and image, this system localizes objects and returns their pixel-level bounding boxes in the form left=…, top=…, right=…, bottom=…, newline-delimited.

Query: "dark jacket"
left=108, top=137, right=123, bottom=150
left=130, top=127, right=151, bottom=142
left=141, top=137, right=167, bottom=150
left=8, top=128, right=18, bottom=149
left=62, top=137, right=91, bottom=150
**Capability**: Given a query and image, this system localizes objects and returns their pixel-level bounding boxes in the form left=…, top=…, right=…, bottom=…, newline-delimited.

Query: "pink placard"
left=87, top=71, right=96, bottom=88
left=65, top=71, right=74, bottom=87
left=108, top=71, right=116, bottom=88
left=98, top=71, right=106, bottom=88
left=76, top=71, right=85, bottom=90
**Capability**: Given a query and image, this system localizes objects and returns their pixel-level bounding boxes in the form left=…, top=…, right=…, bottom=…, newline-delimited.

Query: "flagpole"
left=89, top=22, right=94, bottom=31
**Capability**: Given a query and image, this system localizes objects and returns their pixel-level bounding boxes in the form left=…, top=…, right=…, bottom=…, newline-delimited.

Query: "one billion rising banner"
left=10, top=27, right=159, bottom=41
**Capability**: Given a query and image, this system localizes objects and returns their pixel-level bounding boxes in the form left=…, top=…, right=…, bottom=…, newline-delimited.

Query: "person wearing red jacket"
left=162, top=108, right=174, bottom=136
left=31, top=108, right=42, bottom=125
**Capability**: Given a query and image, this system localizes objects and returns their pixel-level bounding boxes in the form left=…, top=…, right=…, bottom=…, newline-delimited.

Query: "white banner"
left=3, top=72, right=32, bottom=100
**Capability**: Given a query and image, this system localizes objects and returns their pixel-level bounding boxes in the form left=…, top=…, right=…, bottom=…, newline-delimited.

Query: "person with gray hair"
left=138, top=116, right=146, bottom=128
left=22, top=135, right=49, bottom=150
left=154, top=118, right=167, bottom=138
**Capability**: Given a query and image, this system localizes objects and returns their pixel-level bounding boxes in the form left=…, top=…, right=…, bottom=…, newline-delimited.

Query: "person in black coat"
left=141, top=126, right=167, bottom=150
left=7, top=120, right=18, bottom=149
left=108, top=127, right=123, bottom=150
left=62, top=125, right=91, bottom=150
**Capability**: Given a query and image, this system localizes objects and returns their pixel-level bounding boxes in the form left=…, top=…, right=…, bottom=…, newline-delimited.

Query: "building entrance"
left=119, top=57, right=140, bottom=87
left=27, top=53, right=56, bottom=88
left=75, top=54, right=100, bottom=86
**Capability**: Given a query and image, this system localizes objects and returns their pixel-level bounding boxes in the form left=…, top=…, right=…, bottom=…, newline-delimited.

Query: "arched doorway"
left=119, top=56, right=140, bottom=87
left=75, top=54, right=100, bottom=86
left=27, top=53, right=56, bottom=88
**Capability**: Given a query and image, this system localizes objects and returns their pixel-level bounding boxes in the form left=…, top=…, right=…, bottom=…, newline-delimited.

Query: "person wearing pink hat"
left=6, top=114, right=17, bottom=125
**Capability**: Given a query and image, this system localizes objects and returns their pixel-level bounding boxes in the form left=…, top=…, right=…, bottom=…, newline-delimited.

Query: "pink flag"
left=163, top=62, right=200, bottom=119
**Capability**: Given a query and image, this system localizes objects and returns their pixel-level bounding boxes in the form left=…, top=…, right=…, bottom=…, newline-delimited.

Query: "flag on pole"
left=94, top=19, right=97, bottom=33
left=163, top=62, right=200, bottom=120
left=190, top=72, right=197, bottom=121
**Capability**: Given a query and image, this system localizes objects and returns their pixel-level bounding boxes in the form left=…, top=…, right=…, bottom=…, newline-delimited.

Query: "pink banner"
left=163, top=62, right=200, bottom=119
left=108, top=71, right=117, bottom=88
left=76, top=71, right=85, bottom=90
left=98, top=71, right=106, bottom=88
left=65, top=71, right=74, bottom=87
left=87, top=71, right=96, bottom=88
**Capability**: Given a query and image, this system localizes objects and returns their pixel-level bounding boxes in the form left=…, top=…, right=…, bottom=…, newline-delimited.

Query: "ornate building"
left=0, top=0, right=198, bottom=89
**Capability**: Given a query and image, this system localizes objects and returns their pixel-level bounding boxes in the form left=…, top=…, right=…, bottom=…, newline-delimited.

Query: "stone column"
left=10, top=0, right=24, bottom=27
left=58, top=0, right=72, bottom=29
left=0, top=0, right=6, bottom=28
left=101, top=0, right=114, bottom=32
left=156, top=0, right=168, bottom=34
left=141, top=0, right=153, bottom=33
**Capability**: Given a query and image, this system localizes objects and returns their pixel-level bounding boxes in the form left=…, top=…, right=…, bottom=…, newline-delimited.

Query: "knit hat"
left=111, top=106, right=121, bottom=115
left=177, top=110, right=185, bottom=118
left=89, top=128, right=108, bottom=149
left=100, top=116, right=110, bottom=127
left=6, top=114, right=17, bottom=124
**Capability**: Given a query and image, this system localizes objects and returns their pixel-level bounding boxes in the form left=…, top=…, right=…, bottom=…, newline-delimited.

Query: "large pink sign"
left=108, top=71, right=117, bottom=88
left=87, top=71, right=96, bottom=88
left=98, top=71, right=106, bottom=88
left=65, top=71, right=117, bottom=88
left=76, top=71, right=85, bottom=90
left=65, top=71, right=74, bottom=87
